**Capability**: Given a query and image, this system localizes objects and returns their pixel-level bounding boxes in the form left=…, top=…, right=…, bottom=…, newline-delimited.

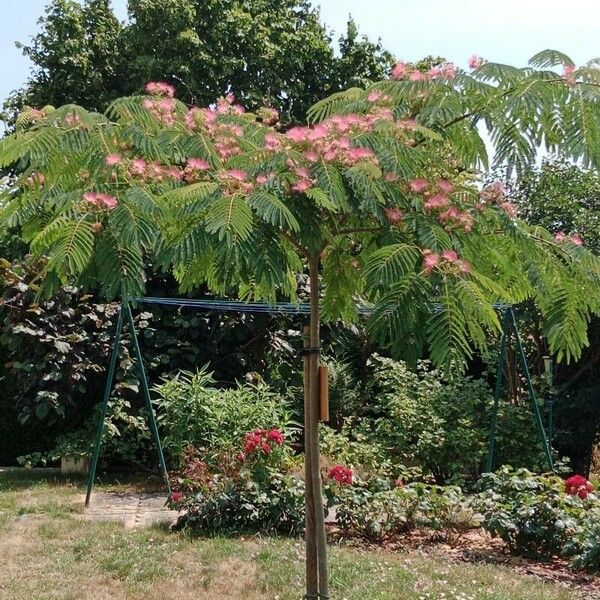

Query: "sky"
left=1, top=0, right=600, bottom=106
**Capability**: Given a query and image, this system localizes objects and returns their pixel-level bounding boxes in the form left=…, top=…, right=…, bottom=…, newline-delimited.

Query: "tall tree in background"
left=3, top=0, right=393, bottom=124
left=509, top=159, right=600, bottom=474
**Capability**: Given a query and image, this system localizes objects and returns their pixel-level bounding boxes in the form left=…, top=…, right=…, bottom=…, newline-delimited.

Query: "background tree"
left=3, top=0, right=393, bottom=125
left=507, top=158, right=600, bottom=474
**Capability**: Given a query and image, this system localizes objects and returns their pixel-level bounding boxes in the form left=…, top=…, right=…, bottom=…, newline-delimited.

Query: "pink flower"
left=83, top=192, right=98, bottom=204
left=409, top=178, right=429, bottom=194
left=256, top=173, right=269, bottom=185
left=186, top=158, right=210, bottom=171
left=328, top=465, right=353, bottom=485
left=442, top=249, right=459, bottom=263
left=500, top=202, right=518, bottom=218
left=424, top=193, right=449, bottom=210
left=409, top=70, right=425, bottom=81
left=422, top=250, right=440, bottom=274
left=292, top=179, right=312, bottom=193
left=225, top=169, right=247, bottom=181
left=264, top=133, right=281, bottom=151
left=441, top=63, right=457, bottom=80
left=391, top=62, right=408, bottom=80
left=260, top=106, right=279, bottom=125
left=304, top=150, right=319, bottom=162
left=427, top=67, right=441, bottom=78
left=384, top=173, right=398, bottom=182
left=468, top=55, right=484, bottom=70
left=385, top=207, right=404, bottom=224
left=105, top=154, right=122, bottom=166
left=563, top=65, right=576, bottom=79
left=348, top=147, right=375, bottom=162
left=458, top=260, right=471, bottom=273
left=555, top=232, right=567, bottom=242
left=98, top=193, right=118, bottom=209
left=145, top=81, right=176, bottom=97
left=130, top=158, right=147, bottom=176
left=437, top=179, right=455, bottom=194
left=287, top=126, right=309, bottom=142
left=570, top=235, right=583, bottom=246
left=368, top=90, right=387, bottom=102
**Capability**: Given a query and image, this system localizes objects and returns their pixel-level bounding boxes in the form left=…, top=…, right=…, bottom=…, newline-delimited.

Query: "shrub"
left=567, top=507, right=600, bottom=573
left=330, top=478, right=479, bottom=543
left=153, top=368, right=296, bottom=466
left=364, top=355, right=547, bottom=483
left=476, top=467, right=588, bottom=559
left=171, top=433, right=304, bottom=536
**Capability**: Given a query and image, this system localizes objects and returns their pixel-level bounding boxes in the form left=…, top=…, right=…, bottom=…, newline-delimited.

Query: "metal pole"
left=125, top=302, right=171, bottom=493
left=509, top=308, right=555, bottom=472
left=485, top=309, right=510, bottom=473
left=85, top=306, right=124, bottom=507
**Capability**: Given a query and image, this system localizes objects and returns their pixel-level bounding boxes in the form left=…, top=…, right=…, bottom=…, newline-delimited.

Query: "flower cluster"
left=564, top=475, right=594, bottom=499
left=385, top=207, right=404, bottom=225
left=145, top=81, right=176, bottom=98
left=563, top=65, right=577, bottom=84
left=468, top=55, right=486, bottom=70
left=242, top=428, right=285, bottom=456
left=143, top=96, right=177, bottom=127
left=409, top=178, right=474, bottom=232
left=555, top=231, right=583, bottom=246
left=422, top=248, right=470, bottom=275
left=64, top=113, right=83, bottom=127
left=477, top=182, right=517, bottom=217
left=170, top=491, right=183, bottom=503
left=83, top=192, right=118, bottom=209
left=391, top=61, right=457, bottom=81
left=327, top=464, right=353, bottom=485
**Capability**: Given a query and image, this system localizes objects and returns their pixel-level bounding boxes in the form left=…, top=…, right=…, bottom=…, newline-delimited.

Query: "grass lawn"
left=0, top=471, right=588, bottom=600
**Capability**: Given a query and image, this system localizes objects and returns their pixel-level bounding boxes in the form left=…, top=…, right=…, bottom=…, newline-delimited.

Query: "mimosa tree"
left=2, top=50, right=600, bottom=598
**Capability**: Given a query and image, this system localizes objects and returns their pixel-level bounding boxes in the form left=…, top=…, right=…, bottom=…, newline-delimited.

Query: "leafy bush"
left=364, top=356, right=546, bottom=483
left=153, top=368, right=296, bottom=466
left=567, top=507, right=600, bottom=573
left=330, top=477, right=480, bottom=543
left=171, top=432, right=304, bottom=536
left=476, top=467, right=588, bottom=559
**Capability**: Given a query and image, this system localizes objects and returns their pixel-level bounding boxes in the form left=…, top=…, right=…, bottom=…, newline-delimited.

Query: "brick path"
left=84, top=492, right=179, bottom=529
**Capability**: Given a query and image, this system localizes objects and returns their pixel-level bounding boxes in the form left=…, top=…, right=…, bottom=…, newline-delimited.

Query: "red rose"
left=170, top=491, right=183, bottom=503
left=266, top=429, right=284, bottom=445
left=565, top=475, right=593, bottom=499
left=328, top=465, right=353, bottom=485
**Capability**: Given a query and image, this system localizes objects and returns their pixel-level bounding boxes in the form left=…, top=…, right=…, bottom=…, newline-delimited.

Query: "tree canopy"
left=3, top=0, right=393, bottom=124
left=2, top=50, right=600, bottom=371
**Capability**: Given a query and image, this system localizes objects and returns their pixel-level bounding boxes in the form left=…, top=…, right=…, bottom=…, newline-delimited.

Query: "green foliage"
left=153, top=368, right=296, bottom=466
left=3, top=52, right=600, bottom=375
left=331, top=479, right=480, bottom=543
left=363, top=356, right=545, bottom=483
left=476, top=467, right=587, bottom=559
left=567, top=507, right=600, bottom=572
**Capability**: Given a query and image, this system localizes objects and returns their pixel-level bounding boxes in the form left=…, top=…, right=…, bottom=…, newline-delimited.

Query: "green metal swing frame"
left=84, top=299, right=554, bottom=507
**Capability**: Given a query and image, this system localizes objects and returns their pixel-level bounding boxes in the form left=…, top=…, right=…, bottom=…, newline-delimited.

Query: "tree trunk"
left=303, top=325, right=318, bottom=595
left=305, top=253, right=329, bottom=598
